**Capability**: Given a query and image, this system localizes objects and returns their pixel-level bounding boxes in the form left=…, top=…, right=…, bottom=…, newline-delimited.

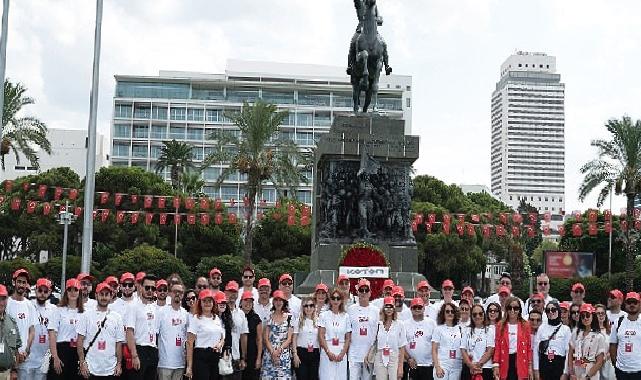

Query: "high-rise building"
left=490, top=51, right=565, bottom=220
left=111, top=59, right=412, bottom=206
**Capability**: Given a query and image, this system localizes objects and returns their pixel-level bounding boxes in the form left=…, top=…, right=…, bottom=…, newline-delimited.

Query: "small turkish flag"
left=573, top=210, right=582, bottom=222
left=543, top=226, right=550, bottom=236
left=92, top=210, right=98, bottom=220
left=101, top=209, right=110, bottom=222
left=215, top=199, right=223, bottom=210
left=173, top=214, right=181, bottom=225
left=442, top=214, right=451, bottom=224
left=173, top=196, right=180, bottom=209
left=114, top=194, right=123, bottom=206
left=496, top=225, right=506, bottom=236
left=442, top=222, right=451, bottom=235
left=589, top=223, right=598, bottom=236
left=159, top=213, right=168, bottom=225
left=604, top=209, right=611, bottom=221
left=228, top=213, right=237, bottom=224
left=22, top=182, right=30, bottom=192
left=74, top=207, right=82, bottom=218
left=428, top=214, right=436, bottom=224
left=187, top=214, right=196, bottom=225
left=10, top=197, right=21, bottom=210
left=604, top=222, right=612, bottom=233
left=130, top=194, right=138, bottom=204
left=471, top=214, right=480, bottom=223
left=199, top=198, right=209, bottom=210
left=37, top=185, right=47, bottom=198
left=424, top=222, right=432, bottom=233
left=288, top=204, right=296, bottom=216
left=275, top=200, right=281, bottom=208
left=287, top=215, right=296, bottom=225
left=99, top=192, right=109, bottom=204
left=512, top=213, right=523, bottom=224
left=185, top=198, right=194, bottom=210
left=200, top=213, right=210, bottom=225
left=527, top=225, right=535, bottom=238
left=214, top=213, right=223, bottom=225
left=558, top=226, right=566, bottom=237
left=130, top=212, right=139, bottom=224
left=68, top=188, right=78, bottom=200
left=588, top=210, right=598, bottom=223
left=482, top=225, right=490, bottom=238
left=301, top=215, right=310, bottom=226
left=144, top=195, right=153, bottom=209
left=302, top=206, right=310, bottom=217
left=116, top=211, right=125, bottom=224
left=54, top=187, right=63, bottom=201
left=158, top=197, right=166, bottom=209
left=27, top=201, right=37, bottom=214
left=145, top=213, right=154, bottom=225
left=457, top=214, right=465, bottom=224
left=3, top=180, right=13, bottom=192
left=456, top=223, right=464, bottom=236
left=411, top=221, right=418, bottom=232
left=499, top=213, right=507, bottom=225
left=572, top=223, right=582, bottom=237
left=635, top=220, right=641, bottom=231
left=466, top=224, right=475, bottom=237
left=415, top=213, right=424, bottom=225
left=42, top=202, right=51, bottom=215
left=544, top=212, right=551, bottom=223
left=511, top=226, right=520, bottom=238
left=529, top=213, right=537, bottom=225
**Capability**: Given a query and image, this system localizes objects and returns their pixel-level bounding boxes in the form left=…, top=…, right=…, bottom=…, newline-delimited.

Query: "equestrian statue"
left=347, top=0, right=392, bottom=113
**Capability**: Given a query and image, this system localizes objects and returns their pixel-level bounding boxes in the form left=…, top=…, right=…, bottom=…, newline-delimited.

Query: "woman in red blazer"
left=492, top=297, right=533, bottom=380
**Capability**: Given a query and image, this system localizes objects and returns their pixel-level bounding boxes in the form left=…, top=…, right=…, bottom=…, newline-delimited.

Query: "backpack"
left=0, top=315, right=21, bottom=371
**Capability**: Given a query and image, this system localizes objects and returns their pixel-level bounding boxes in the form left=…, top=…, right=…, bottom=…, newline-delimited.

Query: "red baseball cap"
left=156, top=279, right=168, bottom=288
left=417, top=280, right=430, bottom=290
left=462, top=286, right=474, bottom=295
left=442, top=279, right=454, bottom=289
left=135, top=272, right=146, bottom=283
left=36, top=278, right=51, bottom=290
left=315, top=283, right=329, bottom=293
left=214, top=291, right=228, bottom=303
left=272, top=290, right=286, bottom=300
left=626, top=292, right=641, bottom=301
left=580, top=303, right=595, bottom=313
left=199, top=289, right=215, bottom=300
left=610, top=289, right=624, bottom=300
left=95, top=282, right=113, bottom=294
left=120, top=272, right=135, bottom=283
left=384, top=296, right=395, bottom=306
left=410, top=297, right=425, bottom=307
left=66, top=278, right=81, bottom=290
left=498, top=286, right=510, bottom=296
left=572, top=283, right=585, bottom=292
left=530, top=292, right=544, bottom=300
left=209, top=268, right=222, bottom=277
left=0, top=284, right=7, bottom=297
left=225, top=281, right=239, bottom=292
left=279, top=273, right=293, bottom=284
left=337, top=274, right=349, bottom=283
left=383, top=279, right=395, bottom=289
left=104, top=276, right=119, bottom=286
left=12, top=268, right=29, bottom=281
left=77, top=273, right=95, bottom=282
left=241, top=291, right=254, bottom=301
left=559, top=302, right=570, bottom=310
left=357, top=279, right=371, bottom=289
left=257, top=278, right=271, bottom=288
left=392, top=285, right=404, bottom=298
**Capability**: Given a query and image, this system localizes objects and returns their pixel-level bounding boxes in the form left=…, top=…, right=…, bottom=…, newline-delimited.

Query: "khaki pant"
left=0, top=370, right=10, bottom=380
left=157, top=367, right=184, bottom=380
left=374, top=349, right=400, bottom=380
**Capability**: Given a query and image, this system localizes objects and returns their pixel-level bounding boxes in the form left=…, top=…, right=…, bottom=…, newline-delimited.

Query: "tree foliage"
left=154, top=140, right=195, bottom=190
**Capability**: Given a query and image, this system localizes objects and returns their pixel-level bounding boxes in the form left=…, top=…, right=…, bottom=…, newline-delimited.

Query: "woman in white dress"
left=317, top=288, right=351, bottom=380
left=567, top=304, right=607, bottom=380
left=365, top=296, right=406, bottom=380
left=432, top=302, right=464, bottom=380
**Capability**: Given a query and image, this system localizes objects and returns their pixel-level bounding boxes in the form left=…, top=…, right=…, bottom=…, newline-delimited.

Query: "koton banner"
left=544, top=251, right=595, bottom=279
left=339, top=266, right=389, bottom=278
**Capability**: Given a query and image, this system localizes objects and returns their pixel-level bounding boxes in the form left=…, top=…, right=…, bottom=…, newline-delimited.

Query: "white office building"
left=1, top=128, right=108, bottom=180
left=111, top=59, right=412, bottom=204
left=490, top=51, right=565, bottom=225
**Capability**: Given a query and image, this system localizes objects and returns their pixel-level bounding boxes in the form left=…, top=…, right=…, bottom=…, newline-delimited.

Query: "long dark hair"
left=58, top=288, right=84, bottom=313
left=569, top=303, right=581, bottom=330
left=470, top=304, right=487, bottom=335
left=595, top=304, right=611, bottom=335
left=182, top=289, right=196, bottom=312
left=499, top=296, right=526, bottom=337
left=437, top=302, right=459, bottom=325
left=576, top=311, right=600, bottom=333
left=487, top=302, right=502, bottom=324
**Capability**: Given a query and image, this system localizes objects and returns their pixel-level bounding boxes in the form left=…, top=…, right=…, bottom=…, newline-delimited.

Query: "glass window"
left=262, top=90, right=294, bottom=105
left=301, top=169, right=313, bottom=181
left=191, top=147, right=204, bottom=161
left=203, top=167, right=221, bottom=181
left=187, top=108, right=204, bottom=121
left=203, top=186, right=217, bottom=197
left=113, top=124, right=131, bottom=138
left=296, top=132, right=314, bottom=146
left=206, top=109, right=222, bottom=122
left=131, top=160, right=147, bottom=169
left=111, top=160, right=129, bottom=167
left=150, top=145, right=162, bottom=159
left=152, top=105, right=167, bottom=120
left=170, top=107, right=186, bottom=121
left=281, top=112, right=295, bottom=126
left=150, top=125, right=166, bottom=139
left=114, top=104, right=132, bottom=118
left=378, top=97, right=403, bottom=111
left=132, top=144, right=148, bottom=158
left=227, top=88, right=259, bottom=103
left=115, top=81, right=190, bottom=99
left=297, top=113, right=313, bottom=126
left=221, top=186, right=238, bottom=200
left=112, top=142, right=130, bottom=157
left=332, top=93, right=353, bottom=108
left=261, top=188, right=276, bottom=203
left=192, top=87, right=225, bottom=101
left=297, top=191, right=312, bottom=204
left=133, top=105, right=151, bottom=119
left=314, top=112, right=331, bottom=127
left=298, top=91, right=330, bottom=106
left=132, top=125, right=148, bottom=139
left=280, top=130, right=295, bottom=142
left=406, top=98, right=411, bottom=108
left=204, top=147, right=215, bottom=157
left=186, top=127, right=203, bottom=141
left=169, top=126, right=185, bottom=140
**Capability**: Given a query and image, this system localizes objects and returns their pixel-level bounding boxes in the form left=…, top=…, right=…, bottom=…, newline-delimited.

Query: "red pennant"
left=116, top=211, right=125, bottom=224
left=26, top=201, right=37, bottom=214
left=635, top=208, right=641, bottom=219
left=512, top=213, right=523, bottom=224
left=3, top=180, right=13, bottom=192
left=275, top=200, right=281, bottom=209
left=173, top=196, right=180, bottom=209
left=588, top=210, right=598, bottom=223
left=130, top=194, right=138, bottom=205
left=130, top=212, right=139, bottom=224
left=572, top=223, right=582, bottom=237
left=442, top=222, right=451, bottom=235
left=496, top=225, right=505, bottom=236
left=74, top=206, right=82, bottom=218
left=288, top=215, right=296, bottom=225
left=527, top=225, right=535, bottom=238
left=511, top=226, right=520, bottom=238
left=200, top=213, right=210, bottom=225
left=411, top=221, right=418, bottom=232
left=424, top=223, right=432, bottom=233
left=604, top=222, right=612, bottom=233
left=589, top=223, right=598, bottom=236
left=543, top=226, right=550, bottom=236
left=101, top=209, right=110, bottom=222
left=37, top=185, right=47, bottom=198
left=457, top=214, right=465, bottom=224
left=22, top=182, right=30, bottom=192
left=159, top=213, right=168, bottom=225
left=621, top=220, right=628, bottom=231
left=54, top=187, right=63, bottom=201
left=415, top=213, right=424, bottom=225
left=471, top=214, right=480, bottom=223
left=466, top=223, right=475, bottom=237
left=544, top=212, right=551, bottom=223
left=158, top=197, right=166, bottom=209
left=10, top=197, right=21, bottom=210
left=68, top=188, right=78, bottom=200
left=59, top=204, right=66, bottom=213
left=301, top=215, right=310, bottom=226
left=528, top=213, right=537, bottom=224
left=243, top=195, right=250, bottom=207
left=185, top=197, right=195, bottom=210
left=115, top=193, right=123, bottom=206
left=42, top=202, right=51, bottom=215
left=173, top=214, right=181, bottom=225
left=145, top=213, right=154, bottom=225
left=288, top=204, right=296, bottom=216
left=199, top=198, right=209, bottom=210
left=215, top=198, right=223, bottom=210
left=428, top=214, right=436, bottom=224
left=573, top=210, right=582, bottom=222
left=99, top=192, right=109, bottom=204
left=302, top=206, right=310, bottom=217
left=635, top=220, right=641, bottom=231
left=602, top=209, right=611, bottom=221
left=228, top=213, right=237, bottom=224
left=482, top=225, right=490, bottom=238
left=214, top=213, right=223, bottom=225
left=187, top=214, right=196, bottom=225
left=558, top=225, right=566, bottom=237
left=92, top=210, right=98, bottom=220
left=456, top=223, right=464, bottom=236
left=144, top=195, right=153, bottom=209
left=443, top=214, right=451, bottom=224
left=499, top=213, right=507, bottom=225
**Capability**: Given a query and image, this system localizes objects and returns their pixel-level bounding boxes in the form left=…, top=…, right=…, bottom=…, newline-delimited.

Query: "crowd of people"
left=0, top=269, right=639, bottom=380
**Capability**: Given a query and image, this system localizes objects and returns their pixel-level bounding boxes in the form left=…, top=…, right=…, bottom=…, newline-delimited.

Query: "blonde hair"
left=379, top=302, right=398, bottom=322
left=299, top=297, right=318, bottom=329
left=329, top=288, right=346, bottom=313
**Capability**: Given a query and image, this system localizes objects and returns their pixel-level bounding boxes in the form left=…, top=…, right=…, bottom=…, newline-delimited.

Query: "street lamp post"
left=57, top=200, right=76, bottom=288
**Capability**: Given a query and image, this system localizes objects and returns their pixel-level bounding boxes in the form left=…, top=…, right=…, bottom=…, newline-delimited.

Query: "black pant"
left=409, top=365, right=433, bottom=380
left=126, top=345, right=159, bottom=380
left=47, top=341, right=82, bottom=380
left=538, top=354, right=565, bottom=380
left=89, top=377, right=116, bottom=380
left=194, top=347, right=221, bottom=380
left=507, top=354, right=518, bottom=380
left=241, top=368, right=259, bottom=380
left=294, top=347, right=320, bottom=380
left=615, top=368, right=641, bottom=380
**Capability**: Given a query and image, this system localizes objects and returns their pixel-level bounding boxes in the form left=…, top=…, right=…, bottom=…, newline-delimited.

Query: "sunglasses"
left=304, top=304, right=315, bottom=308
left=580, top=313, right=592, bottom=319
left=122, top=283, right=135, bottom=288
left=529, top=318, right=542, bottom=323
left=596, top=312, right=606, bottom=316
left=444, top=309, right=455, bottom=315
left=460, top=308, right=470, bottom=312
left=443, top=287, right=453, bottom=291
left=157, top=287, right=168, bottom=292
left=358, top=288, right=370, bottom=293
left=217, top=303, right=227, bottom=307
left=546, top=308, right=558, bottom=313
left=626, top=299, right=639, bottom=305
left=243, top=275, right=254, bottom=279
left=210, top=276, right=222, bottom=280
left=384, top=305, right=394, bottom=309
left=37, top=288, right=49, bottom=293
left=330, top=296, right=342, bottom=301
left=281, top=281, right=293, bottom=286
left=472, top=312, right=484, bottom=318
left=537, top=282, right=549, bottom=286
left=571, top=310, right=579, bottom=315
left=532, top=300, right=542, bottom=304
left=144, top=286, right=156, bottom=291
left=67, top=287, right=79, bottom=292
left=506, top=306, right=520, bottom=312
left=187, top=296, right=196, bottom=301
left=500, top=281, right=511, bottom=286
left=411, top=306, right=423, bottom=310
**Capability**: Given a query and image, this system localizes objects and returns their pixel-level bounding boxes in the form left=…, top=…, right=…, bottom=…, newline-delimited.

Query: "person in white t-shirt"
left=533, top=300, right=571, bottom=380
left=185, top=289, right=225, bottom=379
left=391, top=286, right=411, bottom=321
left=404, top=297, right=437, bottom=380
left=607, top=289, right=627, bottom=327
left=77, top=273, right=97, bottom=311
left=314, top=283, right=330, bottom=316
left=208, top=268, right=223, bottom=294
left=224, top=280, right=249, bottom=377
left=293, top=296, right=321, bottom=380
left=337, top=274, right=357, bottom=307
left=21, top=278, right=54, bottom=380
left=76, top=282, right=125, bottom=378
left=157, top=283, right=188, bottom=380
left=609, top=291, right=641, bottom=378
left=47, top=278, right=84, bottom=379
left=236, top=266, right=259, bottom=308
left=110, top=272, right=136, bottom=317
left=524, top=273, right=557, bottom=313
left=483, top=273, right=525, bottom=312
left=279, top=273, right=301, bottom=320
left=416, top=280, right=438, bottom=321
left=125, top=274, right=160, bottom=378
left=365, top=296, right=406, bottom=380
left=461, top=303, right=495, bottom=380
left=254, top=278, right=272, bottom=324
left=432, top=302, right=463, bottom=380
left=347, top=279, right=379, bottom=380
left=458, top=299, right=471, bottom=328
left=7, top=268, right=36, bottom=380
left=567, top=303, right=607, bottom=380
left=318, top=288, right=352, bottom=380
left=372, top=279, right=395, bottom=309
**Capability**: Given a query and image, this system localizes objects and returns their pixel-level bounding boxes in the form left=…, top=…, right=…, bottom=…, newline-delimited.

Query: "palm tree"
left=180, top=170, right=205, bottom=196
left=202, top=100, right=311, bottom=264
left=1, top=79, right=51, bottom=170
left=579, top=116, right=641, bottom=290
left=154, top=140, right=194, bottom=189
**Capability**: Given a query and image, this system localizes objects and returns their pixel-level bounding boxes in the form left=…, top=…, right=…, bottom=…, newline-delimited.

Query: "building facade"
left=1, top=128, right=107, bottom=180
left=111, top=59, right=412, bottom=205
left=490, top=51, right=565, bottom=224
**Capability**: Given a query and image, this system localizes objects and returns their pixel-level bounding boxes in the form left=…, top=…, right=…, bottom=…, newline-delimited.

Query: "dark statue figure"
left=347, top=0, right=392, bottom=113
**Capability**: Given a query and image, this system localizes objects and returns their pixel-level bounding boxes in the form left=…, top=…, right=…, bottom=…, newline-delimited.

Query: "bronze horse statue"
left=349, top=0, right=392, bottom=113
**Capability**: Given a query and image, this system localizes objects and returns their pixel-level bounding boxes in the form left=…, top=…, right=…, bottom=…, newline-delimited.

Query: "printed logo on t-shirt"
left=358, top=316, right=369, bottom=322
left=171, top=318, right=183, bottom=326
left=98, top=341, right=106, bottom=350
left=147, top=312, right=154, bottom=320
left=17, top=313, right=26, bottom=319
left=414, top=330, right=424, bottom=338
left=625, top=330, right=637, bottom=336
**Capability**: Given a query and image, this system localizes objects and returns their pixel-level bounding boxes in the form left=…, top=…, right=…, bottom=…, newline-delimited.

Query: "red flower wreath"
left=339, top=243, right=389, bottom=300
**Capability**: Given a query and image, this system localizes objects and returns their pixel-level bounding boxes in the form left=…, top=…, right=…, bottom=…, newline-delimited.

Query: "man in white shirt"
left=609, top=291, right=641, bottom=379
left=525, top=273, right=557, bottom=312
left=111, top=272, right=136, bottom=317
left=570, top=282, right=586, bottom=306
left=347, top=279, right=379, bottom=380
left=22, top=278, right=54, bottom=380
left=434, top=279, right=458, bottom=313
left=225, top=280, right=249, bottom=380
left=77, top=282, right=125, bottom=378
left=607, top=289, right=627, bottom=326
left=372, top=279, right=395, bottom=309
left=125, top=274, right=159, bottom=380
left=484, top=273, right=524, bottom=311
left=392, top=286, right=411, bottom=321
left=155, top=280, right=169, bottom=308
left=237, top=266, right=259, bottom=307
left=524, top=292, right=547, bottom=321
left=404, top=297, right=437, bottom=380
left=208, top=268, right=223, bottom=294
left=254, top=278, right=272, bottom=324
left=157, top=283, right=188, bottom=380
left=77, top=273, right=97, bottom=311
left=278, top=273, right=301, bottom=319
left=337, top=274, right=357, bottom=306
left=416, top=280, right=438, bottom=321
left=7, top=268, right=36, bottom=380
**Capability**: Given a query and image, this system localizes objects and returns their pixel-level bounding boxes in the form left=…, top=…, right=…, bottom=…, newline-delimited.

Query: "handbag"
left=538, top=324, right=562, bottom=355
left=366, top=322, right=381, bottom=364
left=218, top=350, right=234, bottom=375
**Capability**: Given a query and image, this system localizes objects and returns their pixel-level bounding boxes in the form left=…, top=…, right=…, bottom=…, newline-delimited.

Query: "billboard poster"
left=544, top=251, right=595, bottom=278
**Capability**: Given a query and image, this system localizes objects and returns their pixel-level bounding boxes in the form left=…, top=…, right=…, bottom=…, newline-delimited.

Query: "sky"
left=5, top=0, right=641, bottom=213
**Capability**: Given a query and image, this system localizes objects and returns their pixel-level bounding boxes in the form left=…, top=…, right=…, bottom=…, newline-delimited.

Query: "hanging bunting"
left=558, top=225, right=566, bottom=237
left=457, top=214, right=465, bottom=224
left=588, top=223, right=598, bottom=236
left=411, top=221, right=418, bottom=232
left=215, top=198, right=223, bottom=210
left=635, top=220, right=641, bottom=231
left=442, top=222, right=451, bottom=235
left=187, top=214, right=196, bottom=225
left=424, top=222, right=432, bottom=233
left=53, top=187, right=63, bottom=201
left=10, top=197, right=21, bottom=211
left=130, top=212, right=139, bottom=224
left=511, top=226, right=520, bottom=238
left=158, top=196, right=166, bottom=209
left=499, top=213, right=507, bottom=225
left=482, top=225, right=490, bottom=238
left=604, top=222, right=612, bottom=233
left=588, top=210, right=598, bottom=223
left=214, top=213, right=223, bottom=225
left=415, top=213, right=424, bottom=225
left=243, top=195, right=250, bottom=207
left=259, top=199, right=267, bottom=208
left=3, top=180, right=13, bottom=192
left=542, top=225, right=550, bottom=236
left=100, top=192, right=109, bottom=204
left=301, top=215, right=310, bottom=226
left=527, top=225, right=536, bottom=238
left=74, top=207, right=83, bottom=218
left=199, top=198, right=209, bottom=210
left=455, top=223, right=464, bottom=236
left=92, top=210, right=98, bottom=220
left=443, top=214, right=451, bottom=224
left=512, top=213, right=523, bottom=224
left=173, top=196, right=180, bottom=209
left=101, top=209, right=110, bottom=222
left=130, top=194, right=138, bottom=205
left=496, top=225, right=506, bottom=236
left=42, top=202, right=51, bottom=216
left=22, top=182, right=30, bottom=192
left=572, top=223, right=582, bottom=237
left=200, top=213, right=210, bottom=225
left=115, top=194, right=123, bottom=206
left=288, top=204, right=296, bottom=216
left=116, top=211, right=125, bottom=224
left=466, top=223, right=475, bottom=237
left=621, top=220, right=628, bottom=231
left=428, top=214, right=436, bottom=224
left=228, top=213, right=237, bottom=224
left=604, top=209, right=611, bottom=221
left=159, top=213, right=168, bottom=225
left=37, top=185, right=47, bottom=198
left=144, top=195, right=153, bottom=209
left=69, top=188, right=78, bottom=200
left=544, top=212, right=551, bottom=223
left=173, top=214, right=181, bottom=225
left=185, top=197, right=194, bottom=210
left=471, top=214, right=480, bottom=223
left=26, top=201, right=37, bottom=214
left=528, top=213, right=537, bottom=224
left=145, top=212, right=154, bottom=225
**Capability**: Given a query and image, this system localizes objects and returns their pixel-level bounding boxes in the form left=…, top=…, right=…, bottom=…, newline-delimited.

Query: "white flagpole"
left=81, top=0, right=103, bottom=273
left=0, top=0, right=10, bottom=145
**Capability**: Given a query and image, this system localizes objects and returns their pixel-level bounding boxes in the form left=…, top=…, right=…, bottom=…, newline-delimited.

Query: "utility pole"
left=58, top=200, right=75, bottom=287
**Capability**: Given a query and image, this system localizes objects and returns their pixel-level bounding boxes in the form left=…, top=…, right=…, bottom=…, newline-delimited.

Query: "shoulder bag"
left=366, top=322, right=381, bottom=364
left=218, top=349, right=234, bottom=375
left=538, top=324, right=562, bottom=355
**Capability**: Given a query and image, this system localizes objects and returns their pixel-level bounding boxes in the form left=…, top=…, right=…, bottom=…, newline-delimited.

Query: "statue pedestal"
left=297, top=114, right=425, bottom=297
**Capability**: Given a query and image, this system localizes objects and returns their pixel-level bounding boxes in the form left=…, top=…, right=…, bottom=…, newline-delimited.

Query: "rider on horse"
left=347, top=0, right=391, bottom=77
